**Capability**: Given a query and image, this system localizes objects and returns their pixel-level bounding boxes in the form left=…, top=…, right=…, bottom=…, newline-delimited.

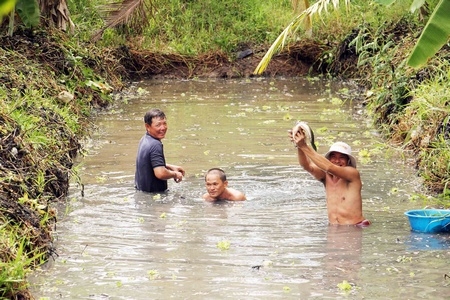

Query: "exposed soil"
left=111, top=40, right=342, bottom=80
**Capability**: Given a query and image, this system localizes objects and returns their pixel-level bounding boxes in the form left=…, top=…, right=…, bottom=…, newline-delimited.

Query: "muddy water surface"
left=30, top=78, right=450, bottom=299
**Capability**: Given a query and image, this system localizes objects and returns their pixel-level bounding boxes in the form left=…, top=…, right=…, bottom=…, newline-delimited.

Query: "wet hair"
left=144, top=108, right=166, bottom=125
left=205, top=168, right=227, bottom=182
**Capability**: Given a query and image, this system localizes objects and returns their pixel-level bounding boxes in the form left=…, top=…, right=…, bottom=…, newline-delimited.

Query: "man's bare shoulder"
left=227, top=188, right=246, bottom=201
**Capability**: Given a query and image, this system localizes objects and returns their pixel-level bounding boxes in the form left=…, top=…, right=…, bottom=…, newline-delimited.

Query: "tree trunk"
left=39, top=0, right=74, bottom=32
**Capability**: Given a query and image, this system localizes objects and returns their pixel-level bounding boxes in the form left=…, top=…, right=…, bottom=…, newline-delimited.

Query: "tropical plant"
left=254, top=0, right=449, bottom=74
left=291, top=0, right=312, bottom=36
left=6, top=0, right=39, bottom=35
left=406, top=0, right=450, bottom=68
left=39, top=0, right=73, bottom=31
left=253, top=0, right=350, bottom=75
left=90, top=0, right=154, bottom=42
left=2, top=0, right=73, bottom=36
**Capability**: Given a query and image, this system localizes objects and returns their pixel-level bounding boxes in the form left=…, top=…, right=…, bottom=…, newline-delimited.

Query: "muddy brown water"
left=30, top=78, right=450, bottom=299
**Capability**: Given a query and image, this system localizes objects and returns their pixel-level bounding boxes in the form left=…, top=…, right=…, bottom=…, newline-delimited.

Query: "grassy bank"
left=0, top=0, right=449, bottom=298
left=0, top=27, right=124, bottom=298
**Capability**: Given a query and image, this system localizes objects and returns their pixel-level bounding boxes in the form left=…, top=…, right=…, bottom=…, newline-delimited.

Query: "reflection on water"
left=30, top=78, right=450, bottom=299
left=406, top=232, right=450, bottom=251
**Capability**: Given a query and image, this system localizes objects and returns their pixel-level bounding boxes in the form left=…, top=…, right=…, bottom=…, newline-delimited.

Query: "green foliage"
left=0, top=0, right=16, bottom=19
left=337, top=280, right=352, bottom=292
left=15, top=0, right=39, bottom=27
left=412, top=72, right=450, bottom=193
left=66, top=0, right=111, bottom=41
left=346, top=19, right=414, bottom=126
left=407, top=0, right=450, bottom=68
left=0, top=220, right=45, bottom=298
left=255, top=0, right=354, bottom=74
left=0, top=27, right=118, bottom=297
left=141, top=0, right=293, bottom=55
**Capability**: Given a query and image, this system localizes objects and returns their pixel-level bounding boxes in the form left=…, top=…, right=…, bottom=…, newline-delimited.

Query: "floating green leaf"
left=337, top=280, right=352, bottom=291
left=217, top=240, right=230, bottom=250
left=148, top=269, right=160, bottom=280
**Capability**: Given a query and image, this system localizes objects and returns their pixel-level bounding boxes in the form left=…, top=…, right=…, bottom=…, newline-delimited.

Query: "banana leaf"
left=253, top=0, right=349, bottom=75
left=407, top=0, right=450, bottom=68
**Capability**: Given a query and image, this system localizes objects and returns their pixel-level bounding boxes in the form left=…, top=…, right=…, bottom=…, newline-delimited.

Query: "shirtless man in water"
left=202, top=168, right=246, bottom=202
left=291, top=129, right=370, bottom=226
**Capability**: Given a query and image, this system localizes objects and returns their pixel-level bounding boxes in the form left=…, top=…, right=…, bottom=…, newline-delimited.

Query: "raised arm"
left=298, top=143, right=360, bottom=183
left=290, top=129, right=326, bottom=182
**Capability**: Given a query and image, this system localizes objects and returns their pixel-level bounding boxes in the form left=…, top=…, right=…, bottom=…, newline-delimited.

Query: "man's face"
left=145, top=117, right=167, bottom=139
left=205, top=173, right=228, bottom=199
left=328, top=152, right=350, bottom=167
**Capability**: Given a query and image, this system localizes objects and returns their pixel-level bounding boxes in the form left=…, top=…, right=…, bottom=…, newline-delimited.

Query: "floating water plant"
left=217, top=240, right=230, bottom=250
left=283, top=113, right=293, bottom=121
left=337, top=280, right=352, bottom=292
left=358, top=149, right=370, bottom=158
left=148, top=269, right=160, bottom=280
left=330, top=97, right=343, bottom=105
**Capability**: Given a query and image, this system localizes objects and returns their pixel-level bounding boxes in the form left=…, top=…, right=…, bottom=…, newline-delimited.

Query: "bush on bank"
left=0, top=0, right=449, bottom=298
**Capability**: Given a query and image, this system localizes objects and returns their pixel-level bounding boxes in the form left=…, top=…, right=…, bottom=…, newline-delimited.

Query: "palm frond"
left=254, top=0, right=350, bottom=75
left=91, top=0, right=154, bottom=42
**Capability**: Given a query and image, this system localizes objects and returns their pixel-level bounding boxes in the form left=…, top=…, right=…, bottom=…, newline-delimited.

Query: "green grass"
left=75, top=0, right=295, bottom=55
left=0, top=219, right=46, bottom=298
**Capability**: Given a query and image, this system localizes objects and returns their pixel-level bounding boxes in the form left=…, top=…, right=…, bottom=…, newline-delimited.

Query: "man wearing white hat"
left=291, top=129, right=370, bottom=227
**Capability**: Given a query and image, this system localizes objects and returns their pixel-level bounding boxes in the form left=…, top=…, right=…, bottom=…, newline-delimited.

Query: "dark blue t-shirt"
left=135, top=133, right=167, bottom=192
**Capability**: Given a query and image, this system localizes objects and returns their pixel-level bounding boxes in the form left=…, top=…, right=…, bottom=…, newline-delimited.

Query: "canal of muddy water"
left=30, top=78, right=450, bottom=299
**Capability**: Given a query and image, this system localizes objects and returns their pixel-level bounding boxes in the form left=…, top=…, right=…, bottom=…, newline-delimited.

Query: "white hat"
left=324, top=142, right=357, bottom=168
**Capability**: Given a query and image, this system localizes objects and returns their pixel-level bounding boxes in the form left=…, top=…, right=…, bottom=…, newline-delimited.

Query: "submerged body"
left=135, top=108, right=185, bottom=193
left=202, top=168, right=246, bottom=202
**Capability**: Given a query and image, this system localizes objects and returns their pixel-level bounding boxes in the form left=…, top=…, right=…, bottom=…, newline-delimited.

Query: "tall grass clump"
left=139, top=0, right=294, bottom=55
left=66, top=0, right=113, bottom=41
left=0, top=24, right=120, bottom=296
left=399, top=63, right=450, bottom=196
left=313, top=0, right=412, bottom=44
left=0, top=218, right=46, bottom=299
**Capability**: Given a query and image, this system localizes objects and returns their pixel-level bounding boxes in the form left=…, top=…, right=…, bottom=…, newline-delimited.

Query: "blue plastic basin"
left=404, top=209, right=450, bottom=233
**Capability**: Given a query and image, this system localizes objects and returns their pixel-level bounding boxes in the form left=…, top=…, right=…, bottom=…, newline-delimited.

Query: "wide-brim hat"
left=324, top=142, right=357, bottom=168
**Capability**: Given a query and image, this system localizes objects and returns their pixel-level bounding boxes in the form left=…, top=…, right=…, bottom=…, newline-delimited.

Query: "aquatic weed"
left=217, top=240, right=231, bottom=251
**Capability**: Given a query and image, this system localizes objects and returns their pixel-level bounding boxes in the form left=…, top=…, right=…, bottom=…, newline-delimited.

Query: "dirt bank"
left=111, top=40, right=344, bottom=79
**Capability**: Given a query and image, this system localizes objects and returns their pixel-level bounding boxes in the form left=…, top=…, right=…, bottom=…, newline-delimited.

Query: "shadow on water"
left=30, top=78, right=450, bottom=299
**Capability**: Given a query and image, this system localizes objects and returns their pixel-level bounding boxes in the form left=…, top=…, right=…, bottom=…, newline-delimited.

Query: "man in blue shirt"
left=135, top=108, right=185, bottom=193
